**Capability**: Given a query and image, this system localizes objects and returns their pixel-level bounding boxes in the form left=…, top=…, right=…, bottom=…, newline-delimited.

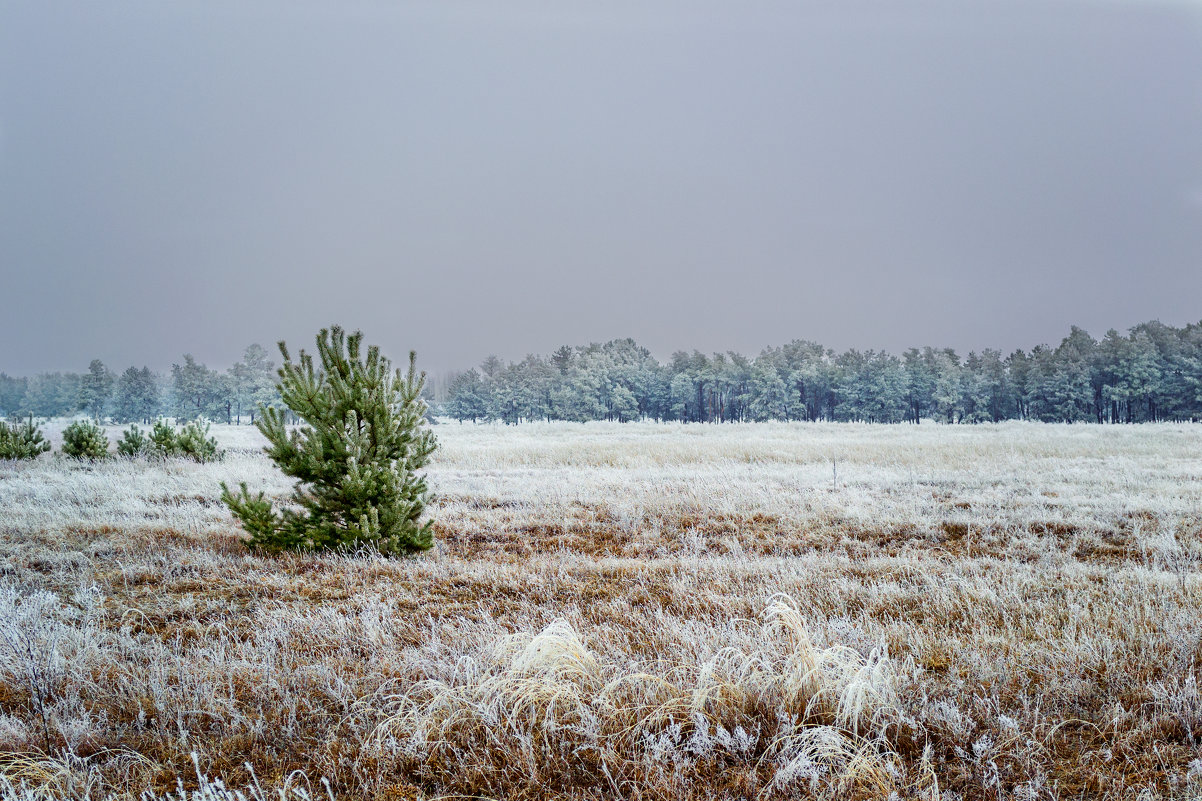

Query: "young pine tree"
left=61, top=419, right=109, bottom=460
left=116, top=424, right=149, bottom=457
left=0, top=417, right=51, bottom=460
left=222, top=326, right=437, bottom=555
left=177, top=420, right=220, bottom=463
left=149, top=419, right=181, bottom=457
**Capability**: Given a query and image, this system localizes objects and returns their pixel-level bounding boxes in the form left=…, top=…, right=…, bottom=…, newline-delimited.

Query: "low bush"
left=177, top=419, right=220, bottom=463
left=147, top=418, right=222, bottom=463
left=61, top=419, right=109, bottom=460
left=0, top=416, right=51, bottom=460
left=116, top=424, right=150, bottom=457
left=149, top=419, right=179, bottom=458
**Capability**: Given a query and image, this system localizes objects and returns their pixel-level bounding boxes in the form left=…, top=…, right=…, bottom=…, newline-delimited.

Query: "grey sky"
left=2, top=1, right=1201, bottom=375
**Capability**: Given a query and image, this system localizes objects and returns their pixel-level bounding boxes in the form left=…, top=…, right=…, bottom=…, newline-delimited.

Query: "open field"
left=1, top=420, right=1201, bottom=800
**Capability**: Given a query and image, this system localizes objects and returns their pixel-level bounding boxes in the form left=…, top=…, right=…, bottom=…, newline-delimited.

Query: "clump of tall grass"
left=366, top=595, right=920, bottom=797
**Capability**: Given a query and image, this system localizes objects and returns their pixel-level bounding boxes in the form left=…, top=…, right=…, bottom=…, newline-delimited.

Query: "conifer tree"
left=61, top=419, right=109, bottom=460
left=0, top=416, right=50, bottom=460
left=0, top=375, right=27, bottom=417
left=177, top=420, right=220, bottom=462
left=150, top=419, right=181, bottom=457
left=172, top=355, right=227, bottom=421
left=445, top=368, right=490, bottom=422
left=112, top=366, right=159, bottom=423
left=79, top=359, right=113, bottom=419
left=116, top=424, right=150, bottom=457
left=228, top=344, right=278, bottom=424
left=222, top=326, right=437, bottom=555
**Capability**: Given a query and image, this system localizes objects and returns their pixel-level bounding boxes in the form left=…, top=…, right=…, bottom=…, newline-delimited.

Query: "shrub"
left=222, top=325, right=437, bottom=555
left=0, top=417, right=51, bottom=460
left=116, top=424, right=149, bottom=457
left=149, top=419, right=180, bottom=458
left=145, top=418, right=221, bottom=462
left=177, top=420, right=220, bottom=463
left=61, top=419, right=109, bottom=460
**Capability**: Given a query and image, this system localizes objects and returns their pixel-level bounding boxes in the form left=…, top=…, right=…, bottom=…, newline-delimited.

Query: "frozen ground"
left=0, top=420, right=1200, bottom=799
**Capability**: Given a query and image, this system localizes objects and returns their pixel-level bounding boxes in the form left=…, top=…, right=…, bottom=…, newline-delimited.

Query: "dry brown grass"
left=0, top=420, right=1200, bottom=799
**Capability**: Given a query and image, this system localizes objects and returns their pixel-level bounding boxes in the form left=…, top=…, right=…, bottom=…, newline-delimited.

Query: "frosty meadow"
left=0, top=419, right=1200, bottom=799
left=6, top=0, right=1201, bottom=796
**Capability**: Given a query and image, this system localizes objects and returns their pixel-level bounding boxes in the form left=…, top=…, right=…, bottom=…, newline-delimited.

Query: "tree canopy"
left=440, top=321, right=1202, bottom=424
left=4, top=320, right=1202, bottom=425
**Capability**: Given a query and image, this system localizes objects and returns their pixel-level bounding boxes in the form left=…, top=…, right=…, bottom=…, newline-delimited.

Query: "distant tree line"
left=5, top=321, right=1200, bottom=425
left=443, top=321, right=1202, bottom=424
left=0, top=344, right=282, bottom=423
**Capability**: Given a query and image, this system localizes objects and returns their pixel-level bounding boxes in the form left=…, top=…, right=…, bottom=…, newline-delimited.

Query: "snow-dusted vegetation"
left=1, top=420, right=1200, bottom=799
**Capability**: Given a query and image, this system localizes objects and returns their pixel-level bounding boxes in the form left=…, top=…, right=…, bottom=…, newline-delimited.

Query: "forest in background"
left=3, top=319, right=1201, bottom=425
left=0, top=344, right=281, bottom=425
left=446, top=320, right=1202, bottom=424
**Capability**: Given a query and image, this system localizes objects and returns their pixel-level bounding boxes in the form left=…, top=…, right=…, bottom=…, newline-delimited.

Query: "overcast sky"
left=2, top=1, right=1201, bottom=375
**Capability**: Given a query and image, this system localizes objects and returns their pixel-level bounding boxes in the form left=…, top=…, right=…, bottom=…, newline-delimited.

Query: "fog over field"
left=2, top=1, right=1202, bottom=372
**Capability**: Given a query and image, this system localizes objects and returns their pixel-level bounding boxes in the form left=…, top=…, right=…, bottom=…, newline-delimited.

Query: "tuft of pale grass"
left=364, top=594, right=924, bottom=798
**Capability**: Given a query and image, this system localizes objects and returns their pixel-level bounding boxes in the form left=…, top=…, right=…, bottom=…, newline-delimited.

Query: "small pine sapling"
left=177, top=420, right=221, bottom=463
left=61, top=419, right=109, bottom=460
left=0, top=416, right=51, bottom=460
left=116, top=424, right=150, bottom=457
left=149, top=419, right=180, bottom=458
left=222, top=325, right=437, bottom=555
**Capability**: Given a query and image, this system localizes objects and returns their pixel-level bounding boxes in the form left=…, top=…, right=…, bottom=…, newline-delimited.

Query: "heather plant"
left=0, top=416, right=50, bottom=460
left=222, top=326, right=437, bottom=555
left=60, top=419, right=108, bottom=460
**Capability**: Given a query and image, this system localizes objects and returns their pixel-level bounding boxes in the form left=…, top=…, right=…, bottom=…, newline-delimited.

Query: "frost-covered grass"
left=1, top=420, right=1201, bottom=799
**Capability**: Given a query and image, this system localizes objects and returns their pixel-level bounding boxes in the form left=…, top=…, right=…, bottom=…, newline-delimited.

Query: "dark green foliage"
left=177, top=420, right=220, bottom=462
left=222, top=325, right=438, bottom=555
left=116, top=424, right=149, bottom=457
left=149, top=419, right=181, bottom=457
left=0, top=417, right=51, bottom=460
left=220, top=482, right=305, bottom=550
left=61, top=420, right=109, bottom=460
left=144, top=418, right=221, bottom=462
